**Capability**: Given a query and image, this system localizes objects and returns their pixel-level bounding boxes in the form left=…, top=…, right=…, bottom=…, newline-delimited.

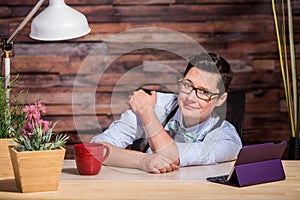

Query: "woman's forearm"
left=100, top=142, right=145, bottom=169
left=141, top=109, right=179, bottom=164
left=127, top=89, right=180, bottom=167
left=97, top=142, right=179, bottom=173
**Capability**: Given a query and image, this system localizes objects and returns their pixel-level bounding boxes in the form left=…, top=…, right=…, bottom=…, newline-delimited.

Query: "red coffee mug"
left=74, top=143, right=110, bottom=175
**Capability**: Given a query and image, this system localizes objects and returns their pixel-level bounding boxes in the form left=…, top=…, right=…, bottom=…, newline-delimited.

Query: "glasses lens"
left=179, top=80, right=213, bottom=101
left=179, top=81, right=210, bottom=101
left=179, top=81, right=192, bottom=93
left=195, top=89, right=210, bottom=101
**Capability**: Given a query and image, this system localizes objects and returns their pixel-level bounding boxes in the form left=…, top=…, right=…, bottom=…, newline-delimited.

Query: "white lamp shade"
left=30, top=0, right=91, bottom=41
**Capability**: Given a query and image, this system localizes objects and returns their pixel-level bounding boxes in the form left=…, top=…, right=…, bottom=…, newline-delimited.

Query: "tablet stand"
left=229, top=158, right=285, bottom=187
left=207, top=141, right=288, bottom=187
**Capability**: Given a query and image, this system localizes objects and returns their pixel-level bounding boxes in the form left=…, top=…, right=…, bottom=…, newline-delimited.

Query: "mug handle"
left=102, top=145, right=110, bottom=162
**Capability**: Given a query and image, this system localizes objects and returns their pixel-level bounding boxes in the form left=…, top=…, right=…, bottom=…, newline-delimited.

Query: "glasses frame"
left=178, top=78, right=223, bottom=102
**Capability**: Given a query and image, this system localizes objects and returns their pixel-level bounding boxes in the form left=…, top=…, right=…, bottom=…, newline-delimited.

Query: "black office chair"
left=225, top=90, right=245, bottom=139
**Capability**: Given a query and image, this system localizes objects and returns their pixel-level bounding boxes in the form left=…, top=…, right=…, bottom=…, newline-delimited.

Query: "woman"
left=91, top=53, right=242, bottom=173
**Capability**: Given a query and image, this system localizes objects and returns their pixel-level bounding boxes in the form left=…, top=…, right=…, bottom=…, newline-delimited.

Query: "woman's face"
left=178, top=67, right=227, bottom=127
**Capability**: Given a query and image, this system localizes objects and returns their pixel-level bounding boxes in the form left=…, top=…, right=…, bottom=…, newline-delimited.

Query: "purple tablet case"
left=207, top=141, right=287, bottom=187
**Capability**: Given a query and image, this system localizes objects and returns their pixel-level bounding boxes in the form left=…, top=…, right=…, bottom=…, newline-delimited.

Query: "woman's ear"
left=216, top=92, right=227, bottom=106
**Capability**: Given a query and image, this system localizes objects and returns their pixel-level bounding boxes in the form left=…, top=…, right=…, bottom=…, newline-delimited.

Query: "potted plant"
left=8, top=101, right=69, bottom=193
left=0, top=76, right=26, bottom=179
left=272, top=0, right=299, bottom=159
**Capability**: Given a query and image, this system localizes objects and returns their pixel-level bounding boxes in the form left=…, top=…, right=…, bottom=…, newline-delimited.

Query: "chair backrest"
left=225, top=91, right=245, bottom=139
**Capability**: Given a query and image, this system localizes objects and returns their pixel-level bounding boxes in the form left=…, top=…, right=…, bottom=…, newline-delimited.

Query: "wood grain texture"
left=0, top=160, right=299, bottom=199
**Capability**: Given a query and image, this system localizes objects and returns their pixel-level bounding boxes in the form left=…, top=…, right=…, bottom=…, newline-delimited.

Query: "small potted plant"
left=0, top=76, right=26, bottom=179
left=8, top=101, right=69, bottom=193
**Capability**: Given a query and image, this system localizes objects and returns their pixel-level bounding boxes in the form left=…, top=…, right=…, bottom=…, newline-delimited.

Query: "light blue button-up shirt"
left=91, top=92, right=242, bottom=167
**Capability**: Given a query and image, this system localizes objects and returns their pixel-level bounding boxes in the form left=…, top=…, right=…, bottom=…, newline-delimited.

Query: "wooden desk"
left=0, top=160, right=299, bottom=200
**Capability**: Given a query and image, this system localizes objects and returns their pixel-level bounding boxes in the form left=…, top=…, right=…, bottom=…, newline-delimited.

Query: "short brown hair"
left=183, top=53, right=233, bottom=92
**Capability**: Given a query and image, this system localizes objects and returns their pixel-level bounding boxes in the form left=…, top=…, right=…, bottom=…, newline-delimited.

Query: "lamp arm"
left=6, top=0, right=46, bottom=44
left=0, top=0, right=45, bottom=99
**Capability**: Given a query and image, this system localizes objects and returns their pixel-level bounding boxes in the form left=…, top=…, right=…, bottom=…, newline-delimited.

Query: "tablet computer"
left=207, top=140, right=287, bottom=187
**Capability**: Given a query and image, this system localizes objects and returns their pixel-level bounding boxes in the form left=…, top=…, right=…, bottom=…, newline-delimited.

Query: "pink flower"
left=23, top=104, right=41, bottom=121
left=21, top=102, right=51, bottom=136
left=36, top=119, right=50, bottom=132
left=21, top=123, right=34, bottom=136
left=42, top=120, right=50, bottom=132
left=36, top=101, right=46, bottom=114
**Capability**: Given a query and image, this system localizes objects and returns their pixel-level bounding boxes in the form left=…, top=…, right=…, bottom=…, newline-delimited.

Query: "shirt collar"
left=173, top=110, right=221, bottom=141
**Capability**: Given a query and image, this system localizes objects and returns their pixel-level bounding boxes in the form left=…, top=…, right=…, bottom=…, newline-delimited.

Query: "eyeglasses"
left=178, top=79, right=223, bottom=102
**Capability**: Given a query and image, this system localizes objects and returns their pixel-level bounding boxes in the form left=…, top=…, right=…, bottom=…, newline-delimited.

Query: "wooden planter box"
left=9, top=146, right=65, bottom=193
left=0, top=138, right=14, bottom=179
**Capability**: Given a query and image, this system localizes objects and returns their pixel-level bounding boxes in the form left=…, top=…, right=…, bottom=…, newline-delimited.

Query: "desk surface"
left=0, top=160, right=299, bottom=200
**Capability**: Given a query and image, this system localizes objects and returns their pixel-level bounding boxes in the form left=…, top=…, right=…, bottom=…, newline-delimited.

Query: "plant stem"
left=287, top=0, right=298, bottom=137
left=272, top=0, right=296, bottom=137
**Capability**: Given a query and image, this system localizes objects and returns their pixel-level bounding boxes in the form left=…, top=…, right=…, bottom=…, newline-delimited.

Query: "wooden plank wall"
left=1, top=0, right=299, bottom=158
